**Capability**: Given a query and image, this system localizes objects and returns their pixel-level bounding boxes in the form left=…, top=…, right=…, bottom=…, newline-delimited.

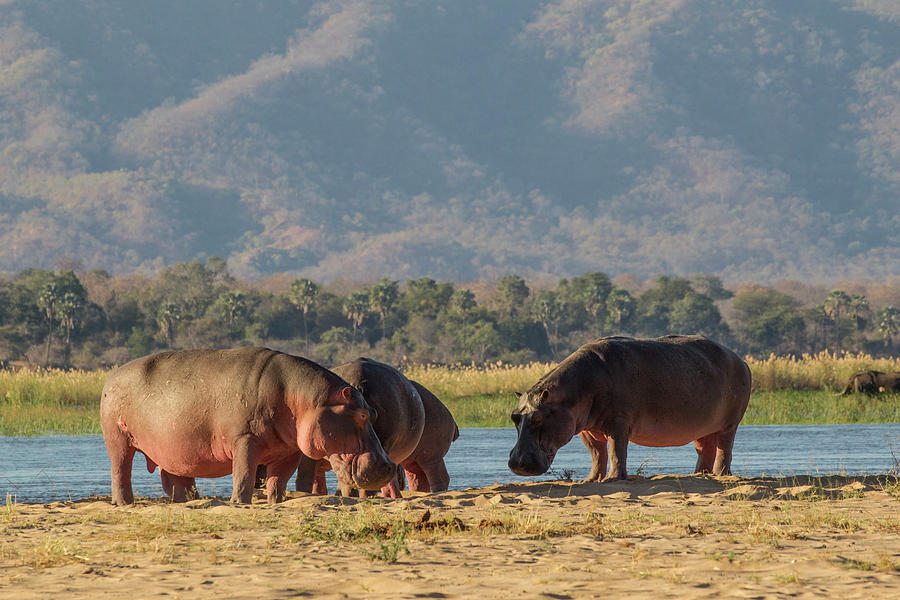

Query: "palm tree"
left=369, top=278, right=399, bottom=340
left=876, top=306, right=900, bottom=349
left=290, top=278, right=320, bottom=354
left=37, top=281, right=60, bottom=366
left=344, top=291, right=370, bottom=343
left=823, top=290, right=851, bottom=351
left=848, top=294, right=870, bottom=349
left=156, top=302, right=182, bottom=347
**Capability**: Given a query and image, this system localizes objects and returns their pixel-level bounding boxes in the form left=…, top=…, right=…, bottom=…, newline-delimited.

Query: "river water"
left=1, top=424, right=898, bottom=503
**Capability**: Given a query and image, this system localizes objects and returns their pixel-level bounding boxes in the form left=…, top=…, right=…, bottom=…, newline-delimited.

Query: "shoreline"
left=3, top=475, right=900, bottom=598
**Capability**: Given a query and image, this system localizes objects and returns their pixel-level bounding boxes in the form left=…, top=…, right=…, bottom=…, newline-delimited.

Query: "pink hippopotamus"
left=100, top=347, right=395, bottom=505
left=509, top=335, right=751, bottom=481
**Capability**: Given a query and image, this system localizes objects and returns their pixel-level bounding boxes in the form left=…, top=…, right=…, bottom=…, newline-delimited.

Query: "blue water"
left=1, top=424, right=898, bottom=503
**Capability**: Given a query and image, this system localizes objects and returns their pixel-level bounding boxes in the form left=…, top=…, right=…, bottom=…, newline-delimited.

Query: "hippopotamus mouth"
left=508, top=437, right=557, bottom=477
left=329, top=450, right=395, bottom=491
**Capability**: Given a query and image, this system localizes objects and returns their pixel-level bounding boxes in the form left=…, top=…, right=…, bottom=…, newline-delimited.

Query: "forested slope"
left=0, top=0, right=898, bottom=282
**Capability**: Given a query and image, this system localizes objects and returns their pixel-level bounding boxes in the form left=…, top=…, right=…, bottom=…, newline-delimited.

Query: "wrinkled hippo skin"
left=100, top=347, right=394, bottom=505
left=402, top=380, right=459, bottom=493
left=296, top=357, right=425, bottom=498
left=841, top=370, right=900, bottom=395
left=509, top=335, right=751, bottom=481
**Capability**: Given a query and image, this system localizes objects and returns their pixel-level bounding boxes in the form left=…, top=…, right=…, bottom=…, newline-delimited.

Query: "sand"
left=2, top=475, right=900, bottom=599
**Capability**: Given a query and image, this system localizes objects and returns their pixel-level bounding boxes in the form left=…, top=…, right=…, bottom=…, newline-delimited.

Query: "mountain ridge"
left=0, top=0, right=898, bottom=283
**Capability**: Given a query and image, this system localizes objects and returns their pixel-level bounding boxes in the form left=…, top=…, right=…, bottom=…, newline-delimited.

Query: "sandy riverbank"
left=2, top=475, right=900, bottom=599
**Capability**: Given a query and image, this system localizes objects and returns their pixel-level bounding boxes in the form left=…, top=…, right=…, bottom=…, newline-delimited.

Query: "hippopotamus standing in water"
left=100, top=347, right=395, bottom=505
left=509, top=335, right=751, bottom=481
left=296, top=358, right=425, bottom=498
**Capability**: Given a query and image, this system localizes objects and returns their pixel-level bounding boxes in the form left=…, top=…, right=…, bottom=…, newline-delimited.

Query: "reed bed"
left=2, top=353, right=899, bottom=435
left=0, top=368, right=107, bottom=436
left=746, top=352, right=900, bottom=391
left=402, top=361, right=553, bottom=399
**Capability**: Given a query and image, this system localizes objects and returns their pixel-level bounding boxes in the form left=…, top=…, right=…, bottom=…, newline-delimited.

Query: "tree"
left=822, top=289, right=852, bottom=350
left=35, top=270, right=87, bottom=365
left=369, top=278, right=399, bottom=340
left=564, top=271, right=612, bottom=334
left=403, top=278, right=454, bottom=320
left=344, top=291, right=370, bottom=343
left=156, top=302, right=182, bottom=347
left=495, top=275, right=530, bottom=319
left=457, top=320, right=502, bottom=364
left=848, top=294, right=871, bottom=349
left=37, top=280, right=60, bottom=366
left=605, top=288, right=636, bottom=333
left=532, top=290, right=566, bottom=355
left=690, top=275, right=733, bottom=300
left=668, top=291, right=726, bottom=339
left=218, top=291, right=249, bottom=326
left=635, top=275, right=695, bottom=336
left=732, top=288, right=804, bottom=354
left=876, top=306, right=900, bottom=348
left=290, top=278, right=320, bottom=354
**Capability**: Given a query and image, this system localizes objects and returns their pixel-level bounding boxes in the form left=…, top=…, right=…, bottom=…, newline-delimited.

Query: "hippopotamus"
left=840, top=370, right=900, bottom=395
left=401, top=380, right=459, bottom=493
left=295, top=358, right=425, bottom=498
left=509, top=335, right=751, bottom=481
left=100, top=347, right=395, bottom=505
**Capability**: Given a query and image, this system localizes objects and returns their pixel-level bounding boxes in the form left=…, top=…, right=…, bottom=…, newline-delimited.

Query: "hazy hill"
left=0, top=0, right=898, bottom=282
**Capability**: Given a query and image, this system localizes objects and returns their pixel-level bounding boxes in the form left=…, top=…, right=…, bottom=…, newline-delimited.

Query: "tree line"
left=1, top=257, right=899, bottom=370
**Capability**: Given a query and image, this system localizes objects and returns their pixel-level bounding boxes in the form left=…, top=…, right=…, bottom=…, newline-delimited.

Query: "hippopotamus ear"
left=514, top=392, right=523, bottom=399
left=327, top=386, right=355, bottom=406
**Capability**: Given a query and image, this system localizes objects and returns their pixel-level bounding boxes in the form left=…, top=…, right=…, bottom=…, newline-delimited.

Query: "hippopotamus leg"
left=693, top=425, right=738, bottom=476
left=579, top=430, right=608, bottom=482
left=403, top=456, right=451, bottom=493
left=403, top=461, right=429, bottom=492
left=264, top=452, right=302, bottom=504
left=712, top=425, right=738, bottom=476
left=693, top=433, right=718, bottom=473
left=230, top=434, right=263, bottom=504
left=101, top=422, right=136, bottom=506
left=602, top=417, right=630, bottom=481
left=295, top=455, right=330, bottom=495
left=160, top=471, right=198, bottom=502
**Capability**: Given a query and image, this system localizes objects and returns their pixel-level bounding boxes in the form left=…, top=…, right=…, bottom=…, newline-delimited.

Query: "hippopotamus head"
left=300, top=385, right=396, bottom=491
left=508, top=388, right=578, bottom=476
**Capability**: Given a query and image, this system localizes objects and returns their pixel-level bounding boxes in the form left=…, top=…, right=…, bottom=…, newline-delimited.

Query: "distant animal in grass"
left=840, top=371, right=900, bottom=395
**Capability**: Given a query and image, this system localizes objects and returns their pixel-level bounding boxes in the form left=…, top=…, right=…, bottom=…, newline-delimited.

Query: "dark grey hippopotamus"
left=100, top=347, right=394, bottom=505
left=402, top=380, right=459, bottom=493
left=509, top=335, right=751, bottom=481
left=840, top=370, right=900, bottom=395
left=295, top=357, right=425, bottom=498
